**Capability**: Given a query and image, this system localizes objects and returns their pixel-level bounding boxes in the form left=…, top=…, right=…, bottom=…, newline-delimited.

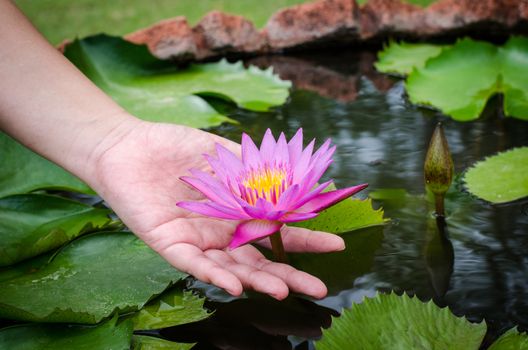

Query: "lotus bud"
left=424, top=123, right=453, bottom=216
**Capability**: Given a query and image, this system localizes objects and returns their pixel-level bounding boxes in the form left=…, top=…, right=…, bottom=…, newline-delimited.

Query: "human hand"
left=87, top=117, right=345, bottom=300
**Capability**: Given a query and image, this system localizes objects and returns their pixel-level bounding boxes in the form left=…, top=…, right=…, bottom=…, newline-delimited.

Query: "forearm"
left=0, top=1, right=139, bottom=184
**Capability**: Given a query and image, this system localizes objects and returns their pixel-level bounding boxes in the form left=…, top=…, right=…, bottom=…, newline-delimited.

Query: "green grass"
left=14, top=0, right=308, bottom=44
left=356, top=0, right=436, bottom=5
left=15, top=0, right=438, bottom=45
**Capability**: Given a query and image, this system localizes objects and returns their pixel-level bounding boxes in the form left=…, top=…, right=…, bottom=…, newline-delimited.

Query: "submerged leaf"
left=0, top=316, right=132, bottom=350
left=464, top=147, right=528, bottom=203
left=316, top=293, right=486, bottom=350
left=0, top=194, right=111, bottom=266
left=293, top=197, right=386, bottom=234
left=64, top=35, right=291, bottom=128
left=0, top=132, right=92, bottom=197
left=0, top=232, right=186, bottom=323
left=131, top=289, right=210, bottom=331
left=375, top=41, right=445, bottom=75
left=288, top=226, right=384, bottom=295
left=132, top=336, right=194, bottom=350
left=488, top=327, right=528, bottom=350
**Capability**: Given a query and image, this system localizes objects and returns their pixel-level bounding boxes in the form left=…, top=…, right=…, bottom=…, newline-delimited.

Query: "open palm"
left=90, top=120, right=345, bottom=299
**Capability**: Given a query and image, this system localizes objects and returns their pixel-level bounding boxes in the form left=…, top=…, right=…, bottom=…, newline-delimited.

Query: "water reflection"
left=159, top=296, right=336, bottom=350
left=205, top=51, right=528, bottom=348
left=424, top=216, right=454, bottom=300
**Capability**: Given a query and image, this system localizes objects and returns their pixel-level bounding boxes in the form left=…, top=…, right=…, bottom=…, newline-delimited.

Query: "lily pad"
left=293, top=197, right=387, bottom=234
left=64, top=35, right=291, bottom=128
left=406, top=37, right=528, bottom=121
left=0, top=132, right=92, bottom=197
left=132, top=336, right=194, bottom=350
left=0, top=316, right=132, bottom=350
left=131, top=289, right=210, bottom=331
left=0, top=251, right=54, bottom=283
left=464, top=147, right=528, bottom=203
left=488, top=328, right=528, bottom=350
left=0, top=232, right=186, bottom=323
left=375, top=41, right=445, bottom=75
left=316, top=293, right=486, bottom=350
left=0, top=194, right=111, bottom=267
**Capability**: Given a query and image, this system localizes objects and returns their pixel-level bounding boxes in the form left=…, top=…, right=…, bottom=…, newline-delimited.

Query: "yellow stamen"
left=241, top=165, right=289, bottom=205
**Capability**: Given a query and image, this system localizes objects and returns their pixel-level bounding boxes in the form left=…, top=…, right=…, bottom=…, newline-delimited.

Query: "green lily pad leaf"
left=293, top=197, right=387, bottom=234
left=488, top=328, right=528, bottom=350
left=0, top=232, right=186, bottom=323
left=0, top=250, right=54, bottom=283
left=499, top=37, right=528, bottom=119
left=0, top=316, right=132, bottom=350
left=131, top=289, right=210, bottom=331
left=406, top=37, right=528, bottom=121
left=0, top=194, right=111, bottom=267
left=0, top=132, right=92, bottom=197
left=64, top=35, right=291, bottom=128
left=132, top=336, right=194, bottom=350
left=316, top=293, right=487, bottom=350
left=464, top=147, right=528, bottom=203
left=375, top=41, right=445, bottom=75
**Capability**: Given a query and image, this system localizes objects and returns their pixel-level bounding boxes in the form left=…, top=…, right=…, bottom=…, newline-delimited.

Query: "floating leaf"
left=406, top=37, right=528, bottom=121
left=498, top=37, right=528, bottom=120
left=316, top=293, right=486, bottom=350
left=488, top=328, right=528, bottom=350
left=64, top=35, right=291, bottom=128
left=0, top=251, right=53, bottom=283
left=0, top=316, right=132, bottom=350
left=0, top=132, right=92, bottom=197
left=0, top=232, right=186, bottom=323
left=131, top=289, right=210, bottom=331
left=0, top=194, right=111, bottom=266
left=132, top=336, right=194, bottom=350
left=375, top=41, right=445, bottom=75
left=464, top=147, right=528, bottom=203
left=293, top=197, right=386, bottom=234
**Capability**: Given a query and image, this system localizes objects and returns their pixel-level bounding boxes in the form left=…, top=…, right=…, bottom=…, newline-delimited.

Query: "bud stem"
left=270, top=232, right=288, bottom=263
left=435, top=193, right=445, bottom=217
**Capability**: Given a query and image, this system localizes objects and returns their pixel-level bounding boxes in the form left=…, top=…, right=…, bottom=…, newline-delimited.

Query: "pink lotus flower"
left=177, top=129, right=367, bottom=249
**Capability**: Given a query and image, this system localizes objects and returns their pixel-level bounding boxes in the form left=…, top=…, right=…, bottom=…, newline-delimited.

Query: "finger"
left=143, top=218, right=237, bottom=252
left=257, top=225, right=345, bottom=253
left=159, top=242, right=243, bottom=296
left=229, top=246, right=328, bottom=299
left=205, top=249, right=289, bottom=300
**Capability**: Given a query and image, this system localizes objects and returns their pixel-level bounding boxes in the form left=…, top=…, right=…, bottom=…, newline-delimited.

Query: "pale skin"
left=0, top=1, right=345, bottom=299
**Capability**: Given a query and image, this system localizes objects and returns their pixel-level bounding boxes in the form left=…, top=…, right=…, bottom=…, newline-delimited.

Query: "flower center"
left=239, top=163, right=290, bottom=205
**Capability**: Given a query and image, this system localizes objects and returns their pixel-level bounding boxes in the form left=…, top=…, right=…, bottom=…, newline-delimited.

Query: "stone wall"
left=118, top=0, right=527, bottom=61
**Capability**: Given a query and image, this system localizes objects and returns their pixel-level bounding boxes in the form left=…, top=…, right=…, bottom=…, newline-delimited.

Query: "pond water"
left=150, top=50, right=528, bottom=349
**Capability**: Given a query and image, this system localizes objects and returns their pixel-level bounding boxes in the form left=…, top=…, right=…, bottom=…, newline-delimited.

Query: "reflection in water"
left=158, top=296, right=336, bottom=350
left=199, top=51, right=528, bottom=348
left=424, top=216, right=454, bottom=301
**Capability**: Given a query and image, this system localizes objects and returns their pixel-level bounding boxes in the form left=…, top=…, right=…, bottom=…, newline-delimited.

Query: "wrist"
left=67, top=111, right=142, bottom=190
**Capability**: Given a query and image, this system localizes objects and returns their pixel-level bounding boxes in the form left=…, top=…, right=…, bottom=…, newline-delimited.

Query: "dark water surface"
left=162, top=51, right=528, bottom=349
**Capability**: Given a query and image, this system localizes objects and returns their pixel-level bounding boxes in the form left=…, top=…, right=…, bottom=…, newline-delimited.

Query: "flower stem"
left=269, top=232, right=288, bottom=263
